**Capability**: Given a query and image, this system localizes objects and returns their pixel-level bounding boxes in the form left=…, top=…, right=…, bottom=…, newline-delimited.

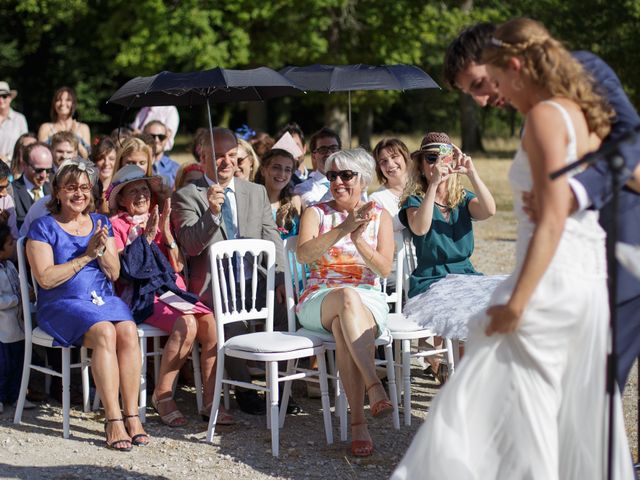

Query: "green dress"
left=399, top=190, right=479, bottom=298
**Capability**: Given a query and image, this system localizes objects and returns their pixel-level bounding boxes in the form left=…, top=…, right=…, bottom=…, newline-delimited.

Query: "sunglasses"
left=28, top=163, right=53, bottom=175
left=0, top=94, right=11, bottom=100
left=326, top=170, right=359, bottom=182
left=313, top=145, right=339, bottom=155
left=61, top=183, right=92, bottom=193
left=149, top=133, right=167, bottom=141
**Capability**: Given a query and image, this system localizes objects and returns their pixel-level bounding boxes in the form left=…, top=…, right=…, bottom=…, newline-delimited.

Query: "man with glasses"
left=12, top=142, right=52, bottom=229
left=132, top=105, right=180, bottom=152
left=143, top=120, right=179, bottom=188
left=294, top=127, right=341, bottom=208
left=0, top=81, right=28, bottom=163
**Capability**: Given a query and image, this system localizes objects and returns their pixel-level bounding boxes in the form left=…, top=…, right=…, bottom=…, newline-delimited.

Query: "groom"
left=444, top=22, right=640, bottom=390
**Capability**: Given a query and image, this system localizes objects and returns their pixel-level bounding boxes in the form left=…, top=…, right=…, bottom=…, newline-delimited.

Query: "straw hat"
left=105, top=164, right=163, bottom=211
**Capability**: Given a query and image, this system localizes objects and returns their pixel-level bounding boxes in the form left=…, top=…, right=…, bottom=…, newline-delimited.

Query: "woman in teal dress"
left=255, top=148, right=302, bottom=239
left=399, top=132, right=496, bottom=380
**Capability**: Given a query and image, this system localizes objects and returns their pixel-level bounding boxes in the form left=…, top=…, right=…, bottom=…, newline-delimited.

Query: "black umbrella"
left=280, top=64, right=440, bottom=146
left=108, top=67, right=304, bottom=181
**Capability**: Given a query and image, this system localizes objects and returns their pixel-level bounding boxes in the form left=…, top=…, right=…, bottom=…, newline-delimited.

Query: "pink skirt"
left=144, top=275, right=211, bottom=333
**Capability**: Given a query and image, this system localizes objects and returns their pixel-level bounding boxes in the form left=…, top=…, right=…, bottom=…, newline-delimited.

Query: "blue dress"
left=27, top=213, right=133, bottom=347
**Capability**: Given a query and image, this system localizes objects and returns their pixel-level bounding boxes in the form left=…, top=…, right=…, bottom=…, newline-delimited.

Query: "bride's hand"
left=485, top=303, right=522, bottom=336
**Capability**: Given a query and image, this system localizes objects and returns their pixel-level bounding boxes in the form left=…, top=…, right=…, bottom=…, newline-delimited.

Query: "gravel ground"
left=1, top=211, right=637, bottom=479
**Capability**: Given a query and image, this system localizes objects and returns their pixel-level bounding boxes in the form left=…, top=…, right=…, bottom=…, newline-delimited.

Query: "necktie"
left=32, top=187, right=42, bottom=201
left=221, top=187, right=237, bottom=239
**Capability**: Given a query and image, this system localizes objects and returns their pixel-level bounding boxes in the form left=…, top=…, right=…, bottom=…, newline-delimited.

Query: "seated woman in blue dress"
left=254, top=148, right=302, bottom=239
left=399, top=132, right=496, bottom=381
left=26, top=158, right=147, bottom=452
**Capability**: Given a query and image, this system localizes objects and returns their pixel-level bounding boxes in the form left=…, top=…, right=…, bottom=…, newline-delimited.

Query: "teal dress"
left=399, top=190, right=479, bottom=298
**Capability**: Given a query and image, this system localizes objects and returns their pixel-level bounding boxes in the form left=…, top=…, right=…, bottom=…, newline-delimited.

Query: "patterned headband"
left=56, top=157, right=98, bottom=185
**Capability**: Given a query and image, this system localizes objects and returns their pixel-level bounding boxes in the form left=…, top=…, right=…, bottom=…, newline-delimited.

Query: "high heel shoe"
left=366, top=382, right=393, bottom=418
left=104, top=418, right=132, bottom=452
left=123, top=414, right=150, bottom=446
left=200, top=403, right=236, bottom=425
left=350, top=422, right=374, bottom=457
left=151, top=392, right=187, bottom=428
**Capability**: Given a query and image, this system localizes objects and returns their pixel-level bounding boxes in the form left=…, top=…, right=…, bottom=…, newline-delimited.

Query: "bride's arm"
left=486, top=103, right=576, bottom=335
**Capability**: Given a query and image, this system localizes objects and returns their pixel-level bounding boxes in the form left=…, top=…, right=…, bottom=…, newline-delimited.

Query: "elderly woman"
left=26, top=159, right=146, bottom=451
left=107, top=165, right=232, bottom=426
left=296, top=148, right=394, bottom=458
left=37, top=87, right=91, bottom=158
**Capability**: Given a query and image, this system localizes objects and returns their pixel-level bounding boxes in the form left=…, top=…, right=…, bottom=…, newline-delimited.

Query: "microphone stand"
left=551, top=128, right=638, bottom=480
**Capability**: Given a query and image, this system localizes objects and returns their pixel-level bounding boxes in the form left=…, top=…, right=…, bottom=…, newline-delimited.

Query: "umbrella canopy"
left=279, top=64, right=439, bottom=93
left=108, top=67, right=303, bottom=108
left=279, top=64, right=439, bottom=145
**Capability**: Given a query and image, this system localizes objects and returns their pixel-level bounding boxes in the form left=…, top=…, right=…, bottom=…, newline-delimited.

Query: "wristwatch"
left=165, top=240, right=178, bottom=249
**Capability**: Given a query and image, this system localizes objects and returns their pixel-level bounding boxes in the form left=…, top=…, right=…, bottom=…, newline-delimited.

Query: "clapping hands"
left=346, top=201, right=375, bottom=242
left=87, top=219, right=109, bottom=259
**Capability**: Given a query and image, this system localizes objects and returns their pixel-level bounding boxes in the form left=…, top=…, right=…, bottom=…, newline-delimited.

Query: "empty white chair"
left=205, top=239, right=332, bottom=457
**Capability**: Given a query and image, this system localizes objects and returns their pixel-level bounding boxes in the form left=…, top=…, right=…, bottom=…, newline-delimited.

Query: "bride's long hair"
left=482, top=18, right=612, bottom=139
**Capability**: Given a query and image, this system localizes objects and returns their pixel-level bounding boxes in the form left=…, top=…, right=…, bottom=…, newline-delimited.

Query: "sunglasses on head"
left=326, top=170, right=358, bottom=182
left=149, top=133, right=167, bottom=141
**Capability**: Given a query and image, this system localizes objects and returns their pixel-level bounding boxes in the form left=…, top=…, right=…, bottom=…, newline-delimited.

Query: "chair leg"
left=206, top=350, right=226, bottom=443
left=192, top=340, right=203, bottom=412
left=81, top=348, right=90, bottom=413
left=13, top=336, right=33, bottom=425
left=62, top=349, right=71, bottom=439
left=268, top=361, right=279, bottom=457
left=316, top=353, right=333, bottom=445
left=384, top=343, right=400, bottom=430
left=394, top=340, right=403, bottom=403
left=402, top=339, right=412, bottom=426
left=338, top=376, right=348, bottom=442
left=139, top=337, right=148, bottom=422
left=278, top=359, right=295, bottom=429
left=449, top=338, right=459, bottom=374
left=327, top=350, right=339, bottom=417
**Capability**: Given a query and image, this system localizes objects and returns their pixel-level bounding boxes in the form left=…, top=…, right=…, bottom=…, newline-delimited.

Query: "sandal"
left=104, top=418, right=132, bottom=452
left=123, top=414, right=150, bottom=446
left=151, top=393, right=188, bottom=428
left=366, top=382, right=393, bottom=419
left=350, top=422, right=374, bottom=457
left=200, top=403, right=236, bottom=425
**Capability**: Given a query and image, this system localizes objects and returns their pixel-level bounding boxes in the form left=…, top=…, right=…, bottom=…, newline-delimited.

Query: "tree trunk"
left=460, top=95, right=484, bottom=153
left=356, top=106, right=373, bottom=151
left=247, top=102, right=267, bottom=133
left=324, top=105, right=349, bottom=146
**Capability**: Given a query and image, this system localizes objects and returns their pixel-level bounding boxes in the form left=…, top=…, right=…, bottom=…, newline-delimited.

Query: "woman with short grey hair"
left=296, top=148, right=394, bottom=458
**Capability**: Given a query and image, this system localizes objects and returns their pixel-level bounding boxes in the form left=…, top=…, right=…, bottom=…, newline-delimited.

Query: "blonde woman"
left=235, top=138, right=260, bottom=182
left=393, top=18, right=632, bottom=479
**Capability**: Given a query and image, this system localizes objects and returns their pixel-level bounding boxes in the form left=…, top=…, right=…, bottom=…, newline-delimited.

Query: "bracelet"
left=72, top=259, right=79, bottom=273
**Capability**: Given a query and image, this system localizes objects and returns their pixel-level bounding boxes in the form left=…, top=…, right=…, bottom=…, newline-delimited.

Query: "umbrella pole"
left=206, top=98, right=219, bottom=183
left=348, top=91, right=352, bottom=148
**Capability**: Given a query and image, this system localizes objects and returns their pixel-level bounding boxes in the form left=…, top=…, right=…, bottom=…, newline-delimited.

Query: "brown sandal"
left=350, top=422, right=374, bottom=457
left=151, top=393, right=187, bottom=427
left=366, top=382, right=393, bottom=418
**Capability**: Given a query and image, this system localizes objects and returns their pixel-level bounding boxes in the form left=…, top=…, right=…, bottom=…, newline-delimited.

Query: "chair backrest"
left=16, top=236, right=35, bottom=341
left=381, top=241, right=405, bottom=314
left=283, top=236, right=307, bottom=332
left=208, top=239, right=275, bottom=343
left=402, top=232, right=416, bottom=303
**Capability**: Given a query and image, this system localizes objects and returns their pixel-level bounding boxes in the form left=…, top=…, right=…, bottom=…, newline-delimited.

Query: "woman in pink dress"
left=108, top=165, right=233, bottom=427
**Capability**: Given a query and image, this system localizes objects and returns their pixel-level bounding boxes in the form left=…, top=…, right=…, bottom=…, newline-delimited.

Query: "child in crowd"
left=0, top=215, right=31, bottom=413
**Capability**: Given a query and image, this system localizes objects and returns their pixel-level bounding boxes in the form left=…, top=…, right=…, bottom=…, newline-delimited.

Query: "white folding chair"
left=388, top=237, right=458, bottom=426
left=205, top=239, right=332, bottom=457
left=283, top=236, right=401, bottom=441
left=13, top=237, right=92, bottom=438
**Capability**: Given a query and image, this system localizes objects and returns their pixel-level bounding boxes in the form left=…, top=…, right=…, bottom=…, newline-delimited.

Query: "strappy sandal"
left=200, top=403, right=236, bottom=425
left=350, top=422, right=374, bottom=457
left=366, top=382, right=393, bottom=418
left=123, top=414, right=150, bottom=446
left=151, top=393, right=187, bottom=428
left=104, top=418, right=132, bottom=452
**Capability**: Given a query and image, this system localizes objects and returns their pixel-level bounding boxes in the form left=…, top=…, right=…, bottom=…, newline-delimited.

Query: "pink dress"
left=110, top=212, right=210, bottom=333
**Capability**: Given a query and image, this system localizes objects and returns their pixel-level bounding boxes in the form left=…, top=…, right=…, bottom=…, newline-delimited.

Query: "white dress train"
left=391, top=101, right=633, bottom=480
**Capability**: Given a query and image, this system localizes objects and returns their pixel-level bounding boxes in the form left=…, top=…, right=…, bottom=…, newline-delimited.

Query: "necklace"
left=434, top=201, right=449, bottom=210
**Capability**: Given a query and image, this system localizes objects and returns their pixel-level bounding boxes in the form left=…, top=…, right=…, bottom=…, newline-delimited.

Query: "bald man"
left=12, top=142, right=52, bottom=229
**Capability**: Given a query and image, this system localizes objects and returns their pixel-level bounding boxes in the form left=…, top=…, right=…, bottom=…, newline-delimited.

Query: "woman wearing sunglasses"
left=26, top=159, right=147, bottom=451
left=399, top=131, right=496, bottom=382
left=296, top=148, right=394, bottom=458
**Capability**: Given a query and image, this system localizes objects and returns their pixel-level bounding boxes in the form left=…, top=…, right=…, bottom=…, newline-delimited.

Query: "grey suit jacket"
left=171, top=177, right=285, bottom=306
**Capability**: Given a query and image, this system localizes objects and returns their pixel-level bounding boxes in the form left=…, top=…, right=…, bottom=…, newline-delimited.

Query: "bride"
left=392, top=18, right=633, bottom=479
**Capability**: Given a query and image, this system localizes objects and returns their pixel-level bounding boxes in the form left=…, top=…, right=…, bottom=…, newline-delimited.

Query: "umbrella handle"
left=206, top=98, right=219, bottom=184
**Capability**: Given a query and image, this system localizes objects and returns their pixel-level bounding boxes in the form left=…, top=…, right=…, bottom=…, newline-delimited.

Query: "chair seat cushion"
left=226, top=331, right=323, bottom=353
left=387, top=314, right=431, bottom=333
left=298, top=327, right=392, bottom=345
left=32, top=327, right=56, bottom=347
left=137, top=324, right=168, bottom=337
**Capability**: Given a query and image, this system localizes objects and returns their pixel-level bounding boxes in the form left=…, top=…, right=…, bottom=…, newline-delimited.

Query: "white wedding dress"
left=392, top=101, right=633, bottom=480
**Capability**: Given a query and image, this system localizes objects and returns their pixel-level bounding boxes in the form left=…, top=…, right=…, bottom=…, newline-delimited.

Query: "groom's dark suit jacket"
left=574, top=51, right=640, bottom=386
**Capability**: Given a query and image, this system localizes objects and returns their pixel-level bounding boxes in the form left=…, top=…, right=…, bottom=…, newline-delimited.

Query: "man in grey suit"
left=172, top=127, right=288, bottom=415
